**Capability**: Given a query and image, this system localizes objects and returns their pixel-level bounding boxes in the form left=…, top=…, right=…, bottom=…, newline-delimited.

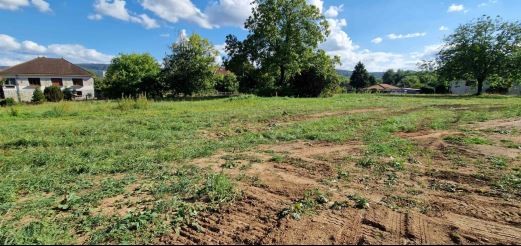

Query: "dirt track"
left=162, top=118, right=521, bottom=245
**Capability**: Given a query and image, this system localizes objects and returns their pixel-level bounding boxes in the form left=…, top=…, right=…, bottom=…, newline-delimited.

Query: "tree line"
left=93, top=3, right=520, bottom=99
left=97, top=0, right=342, bottom=99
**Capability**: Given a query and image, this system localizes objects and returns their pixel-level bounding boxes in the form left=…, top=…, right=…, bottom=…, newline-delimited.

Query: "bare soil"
left=160, top=118, right=521, bottom=245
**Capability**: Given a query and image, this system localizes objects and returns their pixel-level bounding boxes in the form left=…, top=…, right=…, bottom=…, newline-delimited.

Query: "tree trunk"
left=279, top=64, right=285, bottom=88
left=477, top=78, right=484, bottom=96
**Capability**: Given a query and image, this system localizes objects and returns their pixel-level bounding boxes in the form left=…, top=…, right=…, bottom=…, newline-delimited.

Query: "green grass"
left=1, top=94, right=521, bottom=244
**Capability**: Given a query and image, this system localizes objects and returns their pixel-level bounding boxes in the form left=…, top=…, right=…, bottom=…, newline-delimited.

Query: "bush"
left=63, top=88, right=74, bottom=101
left=215, top=73, right=239, bottom=93
left=32, top=88, right=45, bottom=104
left=43, top=86, right=64, bottom=102
left=0, top=98, right=15, bottom=107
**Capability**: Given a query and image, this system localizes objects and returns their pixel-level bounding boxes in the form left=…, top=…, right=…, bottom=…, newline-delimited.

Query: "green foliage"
left=215, top=73, right=239, bottom=93
left=198, top=173, right=236, bottom=203
left=1, top=98, right=15, bottom=107
left=43, top=86, right=64, bottom=102
left=224, top=0, right=336, bottom=97
left=162, top=34, right=218, bottom=96
left=436, top=15, right=521, bottom=95
left=31, top=88, right=45, bottom=104
left=63, top=88, right=74, bottom=101
left=350, top=62, right=370, bottom=90
left=289, top=51, right=342, bottom=97
left=104, top=53, right=161, bottom=98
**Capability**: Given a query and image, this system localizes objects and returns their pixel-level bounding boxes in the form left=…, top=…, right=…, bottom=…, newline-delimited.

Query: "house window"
left=51, top=78, right=63, bottom=87
left=4, top=78, right=16, bottom=87
left=76, top=91, right=83, bottom=96
left=28, top=78, right=41, bottom=87
left=73, top=79, right=83, bottom=86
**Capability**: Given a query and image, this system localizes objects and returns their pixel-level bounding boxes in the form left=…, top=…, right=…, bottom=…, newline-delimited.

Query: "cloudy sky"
left=0, top=0, right=519, bottom=71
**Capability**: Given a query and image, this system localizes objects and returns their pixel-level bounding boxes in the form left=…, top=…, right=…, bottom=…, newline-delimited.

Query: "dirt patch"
left=165, top=117, right=521, bottom=245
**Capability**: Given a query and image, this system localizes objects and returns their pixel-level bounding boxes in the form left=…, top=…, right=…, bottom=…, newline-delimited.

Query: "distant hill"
left=0, top=66, right=8, bottom=71
left=77, top=64, right=109, bottom=78
left=336, top=69, right=385, bottom=79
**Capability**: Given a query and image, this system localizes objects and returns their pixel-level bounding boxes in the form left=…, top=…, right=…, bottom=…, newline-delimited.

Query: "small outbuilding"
left=0, top=57, right=95, bottom=102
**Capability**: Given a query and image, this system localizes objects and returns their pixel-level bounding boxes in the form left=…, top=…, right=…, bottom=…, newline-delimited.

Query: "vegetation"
left=162, top=34, right=218, bottom=96
left=104, top=53, right=161, bottom=98
left=435, top=15, right=521, bottom=95
left=350, top=62, right=370, bottom=91
left=1, top=94, right=521, bottom=243
left=31, top=88, right=45, bottom=104
left=43, top=86, right=64, bottom=102
left=224, top=0, right=340, bottom=96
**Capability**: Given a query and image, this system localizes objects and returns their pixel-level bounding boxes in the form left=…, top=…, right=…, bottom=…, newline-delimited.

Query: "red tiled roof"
left=365, top=84, right=400, bottom=91
left=0, top=57, right=92, bottom=77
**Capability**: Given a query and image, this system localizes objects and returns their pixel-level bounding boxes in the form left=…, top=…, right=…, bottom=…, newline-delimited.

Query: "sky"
left=0, top=0, right=520, bottom=72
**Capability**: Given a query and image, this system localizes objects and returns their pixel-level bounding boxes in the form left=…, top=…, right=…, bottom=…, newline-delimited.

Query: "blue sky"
left=0, top=0, right=519, bottom=71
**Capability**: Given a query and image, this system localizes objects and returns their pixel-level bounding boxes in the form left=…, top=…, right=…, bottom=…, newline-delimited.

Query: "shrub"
left=43, top=86, right=64, bottom=102
left=63, top=88, right=74, bottom=101
left=0, top=98, right=15, bottom=107
left=215, top=73, right=239, bottom=93
left=31, top=88, right=45, bottom=104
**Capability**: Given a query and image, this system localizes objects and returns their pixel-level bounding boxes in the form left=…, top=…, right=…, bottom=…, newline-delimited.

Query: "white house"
left=450, top=80, right=491, bottom=95
left=0, top=57, right=95, bottom=102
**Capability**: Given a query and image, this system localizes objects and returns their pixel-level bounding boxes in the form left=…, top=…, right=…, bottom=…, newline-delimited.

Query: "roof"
left=0, top=57, right=92, bottom=77
left=365, top=84, right=400, bottom=91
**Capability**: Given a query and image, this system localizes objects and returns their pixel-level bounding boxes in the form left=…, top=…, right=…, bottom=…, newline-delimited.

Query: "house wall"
left=451, top=80, right=491, bottom=95
left=2, top=76, right=94, bottom=102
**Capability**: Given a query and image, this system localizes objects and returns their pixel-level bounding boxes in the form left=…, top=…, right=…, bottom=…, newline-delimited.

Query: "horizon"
left=0, top=0, right=519, bottom=72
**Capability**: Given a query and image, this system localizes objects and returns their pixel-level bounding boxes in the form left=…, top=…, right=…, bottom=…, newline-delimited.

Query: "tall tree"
left=225, top=0, right=331, bottom=95
left=382, top=69, right=395, bottom=84
left=104, top=53, right=161, bottom=98
left=436, top=15, right=521, bottom=95
left=350, top=62, right=370, bottom=91
left=162, top=33, right=219, bottom=96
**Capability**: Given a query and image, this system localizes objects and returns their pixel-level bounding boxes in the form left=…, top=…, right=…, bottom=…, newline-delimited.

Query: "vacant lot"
left=1, top=94, right=520, bottom=244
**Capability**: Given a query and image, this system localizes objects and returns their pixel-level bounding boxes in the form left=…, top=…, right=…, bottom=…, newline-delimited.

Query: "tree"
left=162, top=33, right=218, bottom=96
left=350, top=62, right=370, bottom=91
left=225, top=0, right=332, bottom=95
left=368, top=75, right=377, bottom=86
left=0, top=79, right=5, bottom=100
left=289, top=50, right=341, bottom=97
left=32, top=88, right=45, bottom=104
left=43, top=86, right=64, bottom=102
left=104, top=53, right=161, bottom=98
left=215, top=73, right=239, bottom=93
left=382, top=69, right=395, bottom=84
left=436, top=15, right=521, bottom=95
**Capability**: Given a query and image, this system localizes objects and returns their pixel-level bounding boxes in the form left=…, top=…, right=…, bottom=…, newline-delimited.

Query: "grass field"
left=1, top=94, right=521, bottom=244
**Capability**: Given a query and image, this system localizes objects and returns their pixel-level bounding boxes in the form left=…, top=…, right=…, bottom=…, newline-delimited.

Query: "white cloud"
left=205, top=0, right=253, bottom=28
left=176, top=29, right=188, bottom=43
left=0, top=0, right=29, bottom=10
left=439, top=25, right=449, bottom=31
left=141, top=0, right=214, bottom=29
left=0, top=34, right=114, bottom=65
left=0, top=0, right=50, bottom=12
left=371, top=37, right=383, bottom=44
left=90, top=0, right=159, bottom=29
left=306, top=0, right=324, bottom=12
left=387, top=32, right=427, bottom=40
left=0, top=34, right=22, bottom=50
left=160, top=33, right=170, bottom=38
left=324, top=4, right=343, bottom=18
left=21, top=40, right=46, bottom=53
left=30, top=0, right=50, bottom=12
left=448, top=4, right=465, bottom=12
left=478, top=0, right=498, bottom=7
